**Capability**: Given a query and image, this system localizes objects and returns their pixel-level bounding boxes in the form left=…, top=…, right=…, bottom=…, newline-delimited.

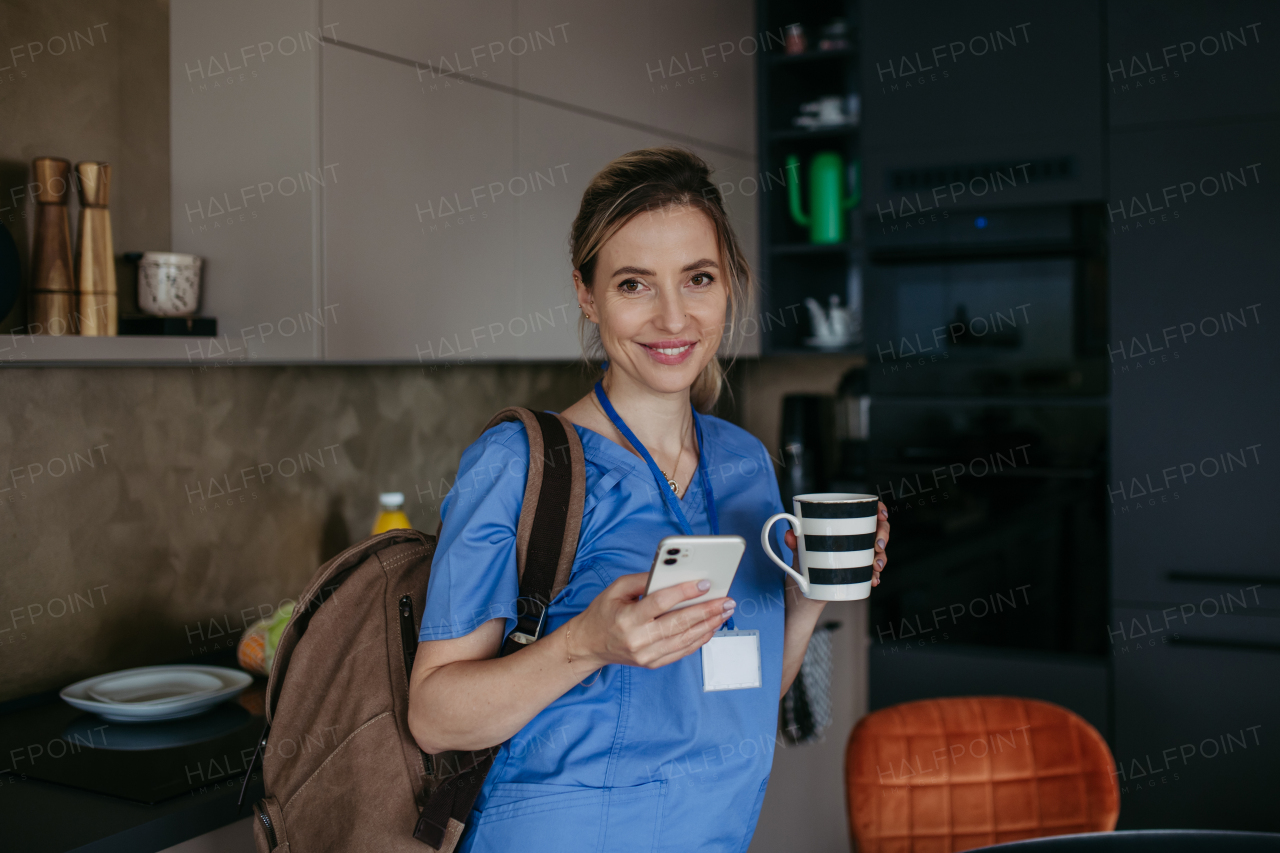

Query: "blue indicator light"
left=974, top=216, right=988, bottom=229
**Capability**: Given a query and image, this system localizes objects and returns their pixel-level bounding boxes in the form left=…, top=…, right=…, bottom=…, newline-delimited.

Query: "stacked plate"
left=60, top=665, right=253, bottom=723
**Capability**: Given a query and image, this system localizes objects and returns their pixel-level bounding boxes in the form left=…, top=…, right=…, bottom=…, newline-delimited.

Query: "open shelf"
left=767, top=48, right=856, bottom=65
left=6, top=335, right=226, bottom=365
left=771, top=242, right=856, bottom=255
left=769, top=126, right=858, bottom=141
left=757, top=0, right=863, bottom=355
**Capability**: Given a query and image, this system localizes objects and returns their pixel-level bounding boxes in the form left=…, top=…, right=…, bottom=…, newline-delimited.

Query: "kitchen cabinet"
left=170, top=0, right=325, bottom=362
left=1106, top=7, right=1280, bottom=832
left=319, top=0, right=517, bottom=87
left=320, top=43, right=524, bottom=361
left=1107, top=0, right=1280, bottom=128
left=1111, top=608, right=1280, bottom=831
left=165, top=0, right=757, bottom=364
left=1108, top=120, right=1280, bottom=606
left=861, top=0, right=1105, bottom=209
left=515, top=0, right=757, bottom=155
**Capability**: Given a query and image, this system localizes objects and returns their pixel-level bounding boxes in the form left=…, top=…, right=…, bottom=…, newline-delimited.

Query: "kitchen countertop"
left=1, top=767, right=262, bottom=853
left=0, top=669, right=266, bottom=853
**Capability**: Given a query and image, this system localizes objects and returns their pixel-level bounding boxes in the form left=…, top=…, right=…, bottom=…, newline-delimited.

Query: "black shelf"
left=769, top=125, right=858, bottom=141
left=768, top=48, right=855, bottom=65
left=757, top=0, right=862, bottom=355
left=768, top=345, right=866, bottom=357
left=771, top=242, right=855, bottom=254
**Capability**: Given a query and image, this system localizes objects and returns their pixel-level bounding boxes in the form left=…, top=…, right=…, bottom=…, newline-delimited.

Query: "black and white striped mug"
left=761, top=493, right=878, bottom=601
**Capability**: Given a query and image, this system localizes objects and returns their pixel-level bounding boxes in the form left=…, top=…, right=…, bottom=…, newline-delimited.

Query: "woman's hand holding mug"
left=762, top=493, right=890, bottom=600
left=563, top=573, right=734, bottom=675
left=783, top=501, right=889, bottom=587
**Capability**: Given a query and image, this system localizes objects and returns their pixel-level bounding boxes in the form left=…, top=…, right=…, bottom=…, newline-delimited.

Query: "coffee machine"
left=779, top=366, right=870, bottom=505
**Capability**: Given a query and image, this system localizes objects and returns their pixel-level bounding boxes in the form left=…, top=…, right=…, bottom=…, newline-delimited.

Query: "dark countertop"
left=1, top=769, right=262, bottom=853
left=0, top=675, right=266, bottom=853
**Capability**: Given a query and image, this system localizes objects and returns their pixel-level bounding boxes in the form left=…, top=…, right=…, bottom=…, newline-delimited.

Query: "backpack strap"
left=484, top=408, right=585, bottom=653
left=414, top=407, right=585, bottom=851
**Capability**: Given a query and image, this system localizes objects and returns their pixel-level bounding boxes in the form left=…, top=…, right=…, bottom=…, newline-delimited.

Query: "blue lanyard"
left=594, top=381, right=719, bottom=535
left=594, top=381, right=732, bottom=629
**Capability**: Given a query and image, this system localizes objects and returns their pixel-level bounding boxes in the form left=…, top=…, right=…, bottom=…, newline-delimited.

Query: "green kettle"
left=786, top=152, right=861, bottom=244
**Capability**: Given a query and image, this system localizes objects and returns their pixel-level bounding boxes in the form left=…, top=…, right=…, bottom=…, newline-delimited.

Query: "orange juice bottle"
left=371, top=492, right=411, bottom=534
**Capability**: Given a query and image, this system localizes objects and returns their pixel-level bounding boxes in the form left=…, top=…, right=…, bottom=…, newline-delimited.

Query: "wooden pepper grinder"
left=74, top=161, right=117, bottom=336
left=29, top=157, right=77, bottom=335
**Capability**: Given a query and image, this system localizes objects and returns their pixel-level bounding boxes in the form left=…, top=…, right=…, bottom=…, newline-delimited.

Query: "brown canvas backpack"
left=243, top=408, right=586, bottom=852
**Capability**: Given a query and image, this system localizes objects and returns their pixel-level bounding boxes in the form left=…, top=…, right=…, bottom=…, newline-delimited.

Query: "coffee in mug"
left=761, top=493, right=879, bottom=600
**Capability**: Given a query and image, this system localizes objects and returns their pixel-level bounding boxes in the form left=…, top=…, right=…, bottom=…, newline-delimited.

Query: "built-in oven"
left=861, top=204, right=1111, bottom=733
left=866, top=399, right=1108, bottom=655
left=865, top=204, right=1108, bottom=397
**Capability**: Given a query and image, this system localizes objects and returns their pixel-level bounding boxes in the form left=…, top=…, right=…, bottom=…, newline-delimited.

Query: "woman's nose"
left=654, top=288, right=687, bottom=332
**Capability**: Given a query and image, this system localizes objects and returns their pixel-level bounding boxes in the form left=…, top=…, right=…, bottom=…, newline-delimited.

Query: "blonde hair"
left=570, top=147, right=750, bottom=413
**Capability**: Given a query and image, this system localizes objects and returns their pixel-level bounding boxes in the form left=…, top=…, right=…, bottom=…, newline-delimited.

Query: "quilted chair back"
left=846, top=697, right=1119, bottom=852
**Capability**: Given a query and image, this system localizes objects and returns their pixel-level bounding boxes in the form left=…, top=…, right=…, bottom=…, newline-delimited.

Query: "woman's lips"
left=639, top=340, right=696, bottom=365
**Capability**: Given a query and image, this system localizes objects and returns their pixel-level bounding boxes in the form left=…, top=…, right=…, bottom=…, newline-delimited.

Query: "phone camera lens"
left=666, top=548, right=680, bottom=555
left=663, top=558, right=678, bottom=565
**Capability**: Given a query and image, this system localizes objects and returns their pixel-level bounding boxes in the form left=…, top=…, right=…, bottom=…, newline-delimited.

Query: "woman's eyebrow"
left=611, top=265, right=655, bottom=277
left=609, top=259, right=719, bottom=277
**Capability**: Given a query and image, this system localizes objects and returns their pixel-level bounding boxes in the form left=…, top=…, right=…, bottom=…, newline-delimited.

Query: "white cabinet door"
left=320, top=0, right=517, bottom=87
left=322, top=43, right=521, bottom=361
left=174, top=0, right=760, bottom=362
left=516, top=0, right=757, bottom=157
left=171, top=0, right=325, bottom=362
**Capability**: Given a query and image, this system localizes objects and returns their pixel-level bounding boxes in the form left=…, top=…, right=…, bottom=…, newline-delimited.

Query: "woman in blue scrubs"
left=408, top=148, right=891, bottom=852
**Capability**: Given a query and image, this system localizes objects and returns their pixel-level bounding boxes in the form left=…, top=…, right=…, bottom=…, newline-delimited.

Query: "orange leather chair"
left=846, top=697, right=1119, bottom=852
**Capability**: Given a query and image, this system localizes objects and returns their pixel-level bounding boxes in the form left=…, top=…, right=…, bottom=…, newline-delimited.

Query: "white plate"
left=88, top=669, right=223, bottom=705
left=61, top=665, right=252, bottom=723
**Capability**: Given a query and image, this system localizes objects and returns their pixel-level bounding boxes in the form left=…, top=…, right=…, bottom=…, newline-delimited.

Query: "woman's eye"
left=619, top=279, right=643, bottom=293
left=690, top=273, right=714, bottom=287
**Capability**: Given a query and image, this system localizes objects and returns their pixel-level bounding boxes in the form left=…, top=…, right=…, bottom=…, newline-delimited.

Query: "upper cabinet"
left=513, top=0, right=757, bottom=156
left=168, top=0, right=757, bottom=362
left=321, top=44, right=525, bottom=361
left=170, top=0, right=326, bottom=361
left=320, top=0, right=518, bottom=86
left=861, top=0, right=1105, bottom=208
left=1107, top=0, right=1280, bottom=128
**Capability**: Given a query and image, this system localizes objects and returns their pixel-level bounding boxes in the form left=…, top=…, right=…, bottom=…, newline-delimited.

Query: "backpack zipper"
left=258, top=809, right=278, bottom=849
left=398, top=595, right=434, bottom=780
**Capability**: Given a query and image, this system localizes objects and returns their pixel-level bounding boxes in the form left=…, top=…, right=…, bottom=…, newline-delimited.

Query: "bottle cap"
left=379, top=492, right=405, bottom=507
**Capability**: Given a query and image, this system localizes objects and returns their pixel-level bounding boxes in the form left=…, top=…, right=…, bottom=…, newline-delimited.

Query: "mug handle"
left=761, top=513, right=808, bottom=593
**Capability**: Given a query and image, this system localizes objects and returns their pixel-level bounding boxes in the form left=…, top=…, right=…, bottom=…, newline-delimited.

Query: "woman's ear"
left=573, top=270, right=596, bottom=323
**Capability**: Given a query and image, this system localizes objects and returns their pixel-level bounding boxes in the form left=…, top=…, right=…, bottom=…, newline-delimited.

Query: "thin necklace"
left=592, top=389, right=686, bottom=496
left=663, top=454, right=682, bottom=497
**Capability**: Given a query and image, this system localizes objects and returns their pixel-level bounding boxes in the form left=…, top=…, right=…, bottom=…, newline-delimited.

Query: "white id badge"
left=701, top=629, right=762, bottom=691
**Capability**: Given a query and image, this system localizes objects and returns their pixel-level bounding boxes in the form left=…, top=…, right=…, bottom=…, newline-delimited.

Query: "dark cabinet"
left=1108, top=0, right=1280, bottom=128
left=1111, top=608, right=1280, bottom=831
left=861, top=0, right=1105, bottom=210
left=1107, top=111, right=1280, bottom=606
left=1107, top=3, right=1280, bottom=832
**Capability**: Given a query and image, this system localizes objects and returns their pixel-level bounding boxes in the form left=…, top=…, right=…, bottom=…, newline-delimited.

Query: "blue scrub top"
left=420, top=414, right=793, bottom=853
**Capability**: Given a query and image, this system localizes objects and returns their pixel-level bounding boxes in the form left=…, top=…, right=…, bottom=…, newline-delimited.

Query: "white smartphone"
left=645, top=535, right=746, bottom=611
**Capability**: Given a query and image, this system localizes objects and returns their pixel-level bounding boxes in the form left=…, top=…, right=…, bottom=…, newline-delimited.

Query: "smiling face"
left=574, top=204, right=727, bottom=398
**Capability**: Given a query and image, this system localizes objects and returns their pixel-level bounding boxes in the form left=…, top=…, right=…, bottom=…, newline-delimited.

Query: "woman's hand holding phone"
left=565, top=573, right=734, bottom=673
